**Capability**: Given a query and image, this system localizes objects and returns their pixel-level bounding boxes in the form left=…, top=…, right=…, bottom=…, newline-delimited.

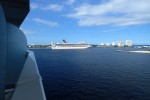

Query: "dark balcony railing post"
left=0, top=2, right=7, bottom=100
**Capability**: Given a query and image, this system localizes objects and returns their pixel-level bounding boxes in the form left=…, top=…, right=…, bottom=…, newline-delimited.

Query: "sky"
left=21, top=0, right=150, bottom=45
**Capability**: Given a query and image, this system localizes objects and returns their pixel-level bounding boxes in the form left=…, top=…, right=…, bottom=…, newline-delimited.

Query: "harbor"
left=31, top=47, right=150, bottom=100
left=27, top=44, right=150, bottom=49
left=1, top=0, right=150, bottom=100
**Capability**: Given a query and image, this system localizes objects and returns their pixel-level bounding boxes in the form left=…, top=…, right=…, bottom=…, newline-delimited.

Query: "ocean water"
left=30, top=48, right=150, bottom=100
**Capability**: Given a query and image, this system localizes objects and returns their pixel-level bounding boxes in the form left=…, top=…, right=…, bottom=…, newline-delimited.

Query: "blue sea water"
left=30, top=48, right=150, bottom=100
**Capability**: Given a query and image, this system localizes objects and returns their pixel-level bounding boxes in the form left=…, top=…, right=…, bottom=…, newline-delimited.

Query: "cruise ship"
left=51, top=40, right=92, bottom=49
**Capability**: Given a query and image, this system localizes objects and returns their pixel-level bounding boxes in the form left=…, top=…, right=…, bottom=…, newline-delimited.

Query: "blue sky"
left=21, top=0, right=150, bottom=45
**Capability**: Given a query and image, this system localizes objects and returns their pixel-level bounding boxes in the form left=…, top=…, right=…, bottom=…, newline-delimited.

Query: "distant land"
left=27, top=44, right=150, bottom=49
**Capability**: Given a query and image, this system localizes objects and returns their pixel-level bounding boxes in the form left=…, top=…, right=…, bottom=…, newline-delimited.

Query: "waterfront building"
left=125, top=40, right=132, bottom=46
left=100, top=43, right=104, bottom=46
left=101, top=43, right=104, bottom=46
left=117, top=41, right=124, bottom=47
left=106, top=43, right=110, bottom=46
left=111, top=42, right=116, bottom=46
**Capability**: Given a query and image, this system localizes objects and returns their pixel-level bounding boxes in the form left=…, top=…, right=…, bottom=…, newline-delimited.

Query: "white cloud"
left=68, top=0, right=150, bottom=26
left=30, top=3, right=63, bottom=11
left=66, top=0, right=76, bottom=5
left=33, top=18, right=58, bottom=27
left=30, top=3, right=39, bottom=10
left=42, top=4, right=63, bottom=11
left=20, top=28, right=36, bottom=35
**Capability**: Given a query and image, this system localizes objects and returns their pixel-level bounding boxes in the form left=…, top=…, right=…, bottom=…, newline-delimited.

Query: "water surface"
left=31, top=48, right=150, bottom=100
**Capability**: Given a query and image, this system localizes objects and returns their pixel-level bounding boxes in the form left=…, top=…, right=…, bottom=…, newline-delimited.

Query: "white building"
left=117, top=41, right=124, bottom=47
left=106, top=43, right=110, bottom=46
left=111, top=42, right=115, bottom=46
left=125, top=40, right=132, bottom=46
left=100, top=43, right=104, bottom=46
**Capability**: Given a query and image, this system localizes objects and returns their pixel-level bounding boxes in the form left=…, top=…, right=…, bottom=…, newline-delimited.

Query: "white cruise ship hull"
left=51, top=46, right=91, bottom=49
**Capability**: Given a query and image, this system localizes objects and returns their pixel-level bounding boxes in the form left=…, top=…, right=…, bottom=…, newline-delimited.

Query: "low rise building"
left=117, top=41, right=124, bottom=47
left=125, top=40, right=132, bottom=46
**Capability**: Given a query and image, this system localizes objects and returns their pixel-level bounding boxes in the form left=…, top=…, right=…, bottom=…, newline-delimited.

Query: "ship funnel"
left=63, top=40, right=68, bottom=43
